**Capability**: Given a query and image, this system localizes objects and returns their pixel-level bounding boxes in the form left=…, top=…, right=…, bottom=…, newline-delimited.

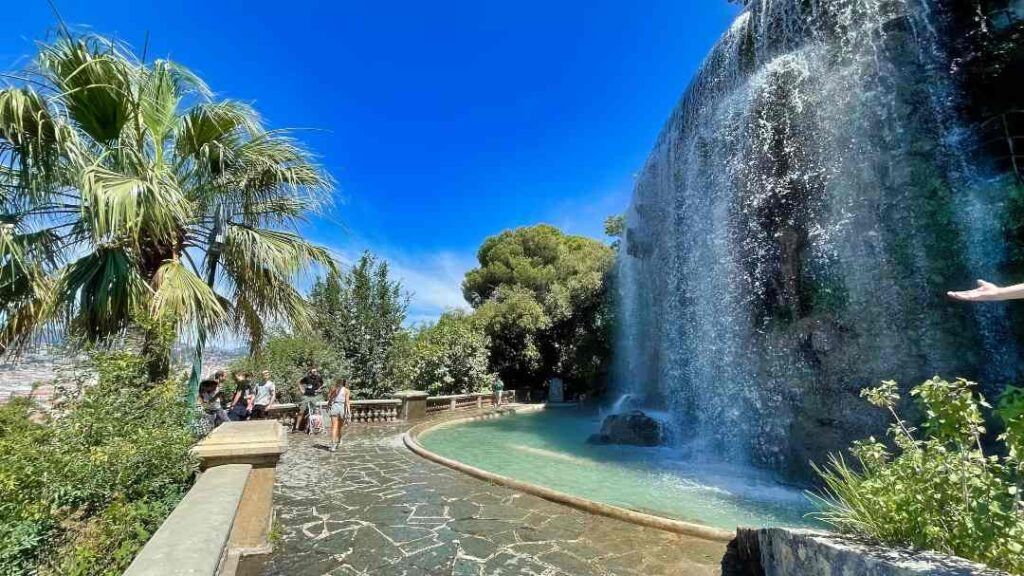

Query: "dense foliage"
left=234, top=252, right=408, bottom=399
left=400, top=310, right=493, bottom=396
left=0, top=351, right=197, bottom=576
left=463, top=224, right=615, bottom=396
left=811, top=377, right=1024, bottom=573
left=0, top=33, right=334, bottom=370
left=229, top=333, right=349, bottom=403
left=308, top=253, right=408, bottom=398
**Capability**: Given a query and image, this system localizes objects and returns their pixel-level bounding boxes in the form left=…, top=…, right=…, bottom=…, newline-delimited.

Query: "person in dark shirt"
left=292, top=367, right=324, bottom=433
left=227, top=371, right=254, bottom=421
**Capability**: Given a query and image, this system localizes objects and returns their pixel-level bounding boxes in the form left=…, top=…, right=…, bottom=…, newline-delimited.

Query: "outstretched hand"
left=947, top=279, right=1005, bottom=302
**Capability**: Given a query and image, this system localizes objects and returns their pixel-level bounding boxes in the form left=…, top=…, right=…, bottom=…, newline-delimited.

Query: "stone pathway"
left=263, top=413, right=726, bottom=575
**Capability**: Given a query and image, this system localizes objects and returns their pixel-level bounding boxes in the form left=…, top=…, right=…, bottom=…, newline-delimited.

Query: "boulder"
left=587, top=410, right=665, bottom=447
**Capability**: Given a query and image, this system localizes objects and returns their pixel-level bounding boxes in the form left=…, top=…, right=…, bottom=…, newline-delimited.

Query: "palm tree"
left=0, top=33, right=336, bottom=386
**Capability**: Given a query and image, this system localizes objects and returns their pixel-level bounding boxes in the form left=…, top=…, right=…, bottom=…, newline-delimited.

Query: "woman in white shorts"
left=326, top=378, right=351, bottom=452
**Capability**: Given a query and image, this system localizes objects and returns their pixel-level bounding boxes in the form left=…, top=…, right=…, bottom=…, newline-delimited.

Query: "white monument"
left=548, top=377, right=564, bottom=403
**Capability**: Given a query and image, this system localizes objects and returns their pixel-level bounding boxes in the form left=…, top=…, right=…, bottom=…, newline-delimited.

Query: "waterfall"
left=614, top=0, right=1022, bottom=479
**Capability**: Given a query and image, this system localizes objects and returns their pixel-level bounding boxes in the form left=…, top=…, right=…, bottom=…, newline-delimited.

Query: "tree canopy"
left=307, top=252, right=408, bottom=398
left=400, top=310, right=492, bottom=396
left=462, top=224, right=615, bottom=395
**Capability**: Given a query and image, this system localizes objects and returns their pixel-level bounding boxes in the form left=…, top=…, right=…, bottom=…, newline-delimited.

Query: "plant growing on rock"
left=810, top=377, right=1024, bottom=573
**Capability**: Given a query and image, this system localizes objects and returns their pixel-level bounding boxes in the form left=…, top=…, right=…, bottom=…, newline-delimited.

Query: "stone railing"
left=124, top=420, right=287, bottom=576
left=350, top=399, right=402, bottom=423
left=265, top=389, right=517, bottom=423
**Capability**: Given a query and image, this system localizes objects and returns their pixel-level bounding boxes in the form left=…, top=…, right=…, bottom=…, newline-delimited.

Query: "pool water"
left=418, top=409, right=818, bottom=530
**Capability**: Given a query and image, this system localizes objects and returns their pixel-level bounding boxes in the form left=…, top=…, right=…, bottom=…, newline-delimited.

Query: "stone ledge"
left=723, top=527, right=1009, bottom=575
left=124, top=464, right=251, bottom=576
left=191, top=420, right=287, bottom=470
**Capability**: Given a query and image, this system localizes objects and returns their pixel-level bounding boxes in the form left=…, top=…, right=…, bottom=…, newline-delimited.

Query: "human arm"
left=948, top=280, right=1024, bottom=302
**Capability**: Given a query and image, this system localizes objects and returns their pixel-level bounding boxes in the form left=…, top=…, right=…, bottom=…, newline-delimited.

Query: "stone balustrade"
left=265, top=390, right=516, bottom=423
left=350, top=399, right=402, bottom=423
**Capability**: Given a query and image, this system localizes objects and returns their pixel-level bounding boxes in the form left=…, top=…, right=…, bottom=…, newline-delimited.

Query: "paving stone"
left=261, top=415, right=725, bottom=575
left=458, top=535, right=498, bottom=559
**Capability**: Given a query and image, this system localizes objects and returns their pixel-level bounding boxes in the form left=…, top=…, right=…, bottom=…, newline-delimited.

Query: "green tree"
left=230, top=332, right=349, bottom=403
left=403, top=310, right=492, bottom=396
left=308, top=252, right=408, bottom=398
left=0, top=34, right=335, bottom=377
left=462, top=224, right=615, bottom=396
left=604, top=214, right=625, bottom=250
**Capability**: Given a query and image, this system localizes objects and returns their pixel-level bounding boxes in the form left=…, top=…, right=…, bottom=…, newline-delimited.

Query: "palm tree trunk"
left=141, top=328, right=172, bottom=382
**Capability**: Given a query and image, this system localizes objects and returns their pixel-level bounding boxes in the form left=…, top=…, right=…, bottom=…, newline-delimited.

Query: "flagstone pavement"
left=262, top=413, right=727, bottom=576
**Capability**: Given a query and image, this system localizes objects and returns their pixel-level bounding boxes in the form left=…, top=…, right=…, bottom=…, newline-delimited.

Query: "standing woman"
left=327, top=378, right=351, bottom=452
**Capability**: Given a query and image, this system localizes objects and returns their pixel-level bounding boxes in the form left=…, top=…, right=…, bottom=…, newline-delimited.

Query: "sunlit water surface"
left=418, top=409, right=818, bottom=530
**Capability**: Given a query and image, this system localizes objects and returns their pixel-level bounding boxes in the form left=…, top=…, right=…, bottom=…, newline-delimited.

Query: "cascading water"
left=615, top=0, right=1023, bottom=479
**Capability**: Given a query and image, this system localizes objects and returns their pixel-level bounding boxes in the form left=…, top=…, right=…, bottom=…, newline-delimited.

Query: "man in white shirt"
left=251, top=370, right=276, bottom=419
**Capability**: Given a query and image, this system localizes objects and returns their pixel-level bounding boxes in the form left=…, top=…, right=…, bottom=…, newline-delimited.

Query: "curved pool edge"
left=402, top=404, right=736, bottom=543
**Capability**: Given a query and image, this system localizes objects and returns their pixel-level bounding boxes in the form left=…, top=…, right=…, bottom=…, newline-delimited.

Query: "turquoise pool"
left=418, top=409, right=818, bottom=530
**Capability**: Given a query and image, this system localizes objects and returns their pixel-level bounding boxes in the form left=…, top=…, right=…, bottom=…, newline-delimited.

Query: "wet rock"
left=587, top=411, right=665, bottom=447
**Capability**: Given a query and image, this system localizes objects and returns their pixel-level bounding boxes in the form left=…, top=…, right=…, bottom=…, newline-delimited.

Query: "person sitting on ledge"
left=227, top=371, right=254, bottom=421
left=251, top=369, right=276, bottom=420
left=292, top=367, right=323, bottom=433
left=948, top=279, right=1024, bottom=302
left=198, top=376, right=229, bottom=429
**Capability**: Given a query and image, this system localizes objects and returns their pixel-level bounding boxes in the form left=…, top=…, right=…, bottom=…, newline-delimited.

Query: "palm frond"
left=222, top=224, right=335, bottom=278
left=81, top=163, right=190, bottom=243
left=230, top=132, right=333, bottom=201
left=0, top=87, right=68, bottom=197
left=150, top=258, right=226, bottom=334
left=218, top=226, right=329, bottom=341
left=173, top=101, right=260, bottom=176
left=54, top=247, right=148, bottom=342
left=35, top=35, right=137, bottom=143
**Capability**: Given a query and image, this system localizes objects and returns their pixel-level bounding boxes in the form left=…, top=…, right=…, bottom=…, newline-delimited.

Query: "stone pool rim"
left=402, top=404, right=736, bottom=543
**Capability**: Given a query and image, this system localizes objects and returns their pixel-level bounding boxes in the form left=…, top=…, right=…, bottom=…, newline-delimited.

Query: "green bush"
left=811, top=377, right=1024, bottom=573
left=0, top=350, right=198, bottom=576
left=231, top=333, right=349, bottom=403
left=402, top=310, right=493, bottom=396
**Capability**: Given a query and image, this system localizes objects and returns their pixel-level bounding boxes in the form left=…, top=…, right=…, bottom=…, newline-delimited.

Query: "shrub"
left=810, top=377, right=1024, bottom=573
left=402, top=311, right=493, bottom=396
left=0, top=350, right=198, bottom=576
left=231, top=333, right=349, bottom=403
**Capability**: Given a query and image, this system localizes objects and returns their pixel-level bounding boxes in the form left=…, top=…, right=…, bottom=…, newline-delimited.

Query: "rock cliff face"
left=614, top=0, right=1024, bottom=480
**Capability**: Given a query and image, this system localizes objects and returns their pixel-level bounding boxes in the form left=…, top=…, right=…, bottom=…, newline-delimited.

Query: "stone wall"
left=124, top=421, right=287, bottom=576
left=722, top=528, right=1008, bottom=576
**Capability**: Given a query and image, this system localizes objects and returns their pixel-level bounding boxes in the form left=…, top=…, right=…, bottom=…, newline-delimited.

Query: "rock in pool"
left=587, top=410, right=665, bottom=447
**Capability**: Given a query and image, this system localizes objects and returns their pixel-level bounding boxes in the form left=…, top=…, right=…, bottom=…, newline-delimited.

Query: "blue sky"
left=3, top=1, right=739, bottom=324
